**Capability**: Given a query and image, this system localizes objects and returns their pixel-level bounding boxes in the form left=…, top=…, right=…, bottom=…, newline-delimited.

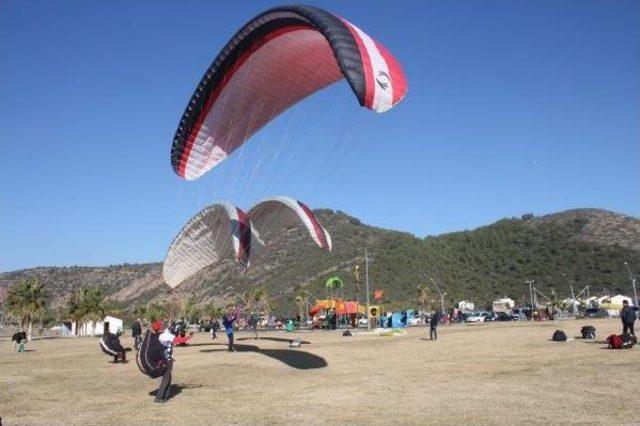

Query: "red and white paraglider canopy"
left=171, top=4, right=407, bottom=180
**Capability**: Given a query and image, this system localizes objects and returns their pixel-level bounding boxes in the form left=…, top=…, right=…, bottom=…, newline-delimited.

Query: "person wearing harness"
left=222, top=304, right=237, bottom=352
left=132, top=317, right=143, bottom=351
left=153, top=320, right=175, bottom=403
left=621, top=300, right=637, bottom=336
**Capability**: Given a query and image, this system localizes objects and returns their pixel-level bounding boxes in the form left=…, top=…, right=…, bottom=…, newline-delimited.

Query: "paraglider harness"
left=551, top=330, right=567, bottom=342
left=581, top=325, right=596, bottom=339
left=136, top=330, right=171, bottom=378
left=100, top=332, right=126, bottom=362
left=607, top=333, right=637, bottom=350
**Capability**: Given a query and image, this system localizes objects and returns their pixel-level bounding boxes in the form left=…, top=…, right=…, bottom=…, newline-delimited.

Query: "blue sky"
left=1, top=1, right=638, bottom=271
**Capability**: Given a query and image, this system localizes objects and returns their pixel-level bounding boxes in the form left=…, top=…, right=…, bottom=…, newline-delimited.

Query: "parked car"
left=408, top=317, right=422, bottom=326
left=495, top=312, right=514, bottom=321
left=465, top=312, right=485, bottom=323
left=481, top=312, right=495, bottom=322
left=584, top=308, right=608, bottom=318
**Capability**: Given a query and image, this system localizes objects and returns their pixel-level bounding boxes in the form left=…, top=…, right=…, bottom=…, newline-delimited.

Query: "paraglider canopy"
left=171, top=4, right=408, bottom=180
left=248, top=196, right=332, bottom=255
left=162, top=197, right=331, bottom=288
left=162, top=202, right=260, bottom=288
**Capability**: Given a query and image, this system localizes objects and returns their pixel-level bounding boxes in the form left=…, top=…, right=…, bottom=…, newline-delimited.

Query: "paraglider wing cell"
left=171, top=5, right=407, bottom=180
left=162, top=203, right=260, bottom=288
left=248, top=196, right=332, bottom=254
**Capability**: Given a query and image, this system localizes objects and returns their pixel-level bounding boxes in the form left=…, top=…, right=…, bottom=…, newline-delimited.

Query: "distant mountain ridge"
left=1, top=208, right=638, bottom=312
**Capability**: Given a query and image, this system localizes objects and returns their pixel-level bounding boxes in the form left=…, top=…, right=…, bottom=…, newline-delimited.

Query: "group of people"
left=132, top=305, right=240, bottom=404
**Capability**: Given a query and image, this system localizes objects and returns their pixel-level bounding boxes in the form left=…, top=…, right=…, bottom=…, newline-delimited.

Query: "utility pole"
left=624, top=262, right=638, bottom=307
left=365, top=248, right=371, bottom=331
left=570, top=285, right=577, bottom=317
left=430, top=277, right=446, bottom=315
left=525, top=280, right=535, bottom=321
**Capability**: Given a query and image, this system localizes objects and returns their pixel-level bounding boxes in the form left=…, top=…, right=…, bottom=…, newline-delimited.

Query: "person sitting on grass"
left=222, top=304, right=237, bottom=352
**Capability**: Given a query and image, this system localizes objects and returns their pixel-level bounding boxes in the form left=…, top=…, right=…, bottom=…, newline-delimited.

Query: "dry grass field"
left=1, top=319, right=638, bottom=425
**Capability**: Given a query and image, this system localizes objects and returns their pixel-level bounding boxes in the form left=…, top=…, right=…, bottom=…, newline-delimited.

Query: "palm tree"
left=180, top=296, right=200, bottom=323
left=243, top=287, right=267, bottom=315
left=81, top=288, right=111, bottom=336
left=146, top=302, right=167, bottom=322
left=353, top=265, right=361, bottom=305
left=546, top=288, right=562, bottom=320
left=203, top=302, right=224, bottom=320
left=416, top=284, right=432, bottom=313
left=67, top=289, right=86, bottom=336
left=5, top=277, right=48, bottom=340
left=295, top=292, right=306, bottom=322
left=132, top=305, right=147, bottom=318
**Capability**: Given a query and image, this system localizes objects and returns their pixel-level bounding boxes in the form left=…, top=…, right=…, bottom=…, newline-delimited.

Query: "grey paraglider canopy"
left=162, top=202, right=261, bottom=288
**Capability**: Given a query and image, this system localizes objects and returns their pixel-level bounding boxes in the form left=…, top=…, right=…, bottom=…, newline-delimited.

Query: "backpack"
left=607, top=334, right=623, bottom=349
left=621, top=333, right=637, bottom=349
left=552, top=330, right=567, bottom=342
left=581, top=326, right=596, bottom=339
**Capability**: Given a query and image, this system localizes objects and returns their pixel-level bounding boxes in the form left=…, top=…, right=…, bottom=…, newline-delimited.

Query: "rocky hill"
left=1, top=208, right=639, bottom=314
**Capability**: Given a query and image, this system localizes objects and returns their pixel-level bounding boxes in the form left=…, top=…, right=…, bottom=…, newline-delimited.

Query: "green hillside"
left=1, top=208, right=638, bottom=316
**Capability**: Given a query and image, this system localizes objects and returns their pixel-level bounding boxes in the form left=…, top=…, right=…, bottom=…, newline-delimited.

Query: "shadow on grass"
left=236, top=337, right=310, bottom=345
left=148, top=383, right=203, bottom=399
left=182, top=342, right=227, bottom=348
left=200, top=344, right=327, bottom=370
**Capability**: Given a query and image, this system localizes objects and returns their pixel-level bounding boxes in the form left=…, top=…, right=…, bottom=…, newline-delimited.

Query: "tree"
left=67, top=289, right=86, bottom=336
left=546, top=288, right=562, bottom=320
left=66, top=288, right=111, bottom=336
left=81, top=288, right=111, bottom=336
left=180, top=296, right=200, bottom=323
left=416, top=284, right=433, bottom=313
left=294, top=292, right=306, bottom=322
left=243, top=287, right=267, bottom=315
left=5, top=277, right=48, bottom=340
left=132, top=305, right=147, bottom=318
left=203, top=302, right=224, bottom=320
left=146, top=302, right=167, bottom=322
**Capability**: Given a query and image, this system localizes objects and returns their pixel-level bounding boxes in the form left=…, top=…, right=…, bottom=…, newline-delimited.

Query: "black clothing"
left=430, top=314, right=438, bottom=340
left=621, top=306, right=637, bottom=325
left=623, top=323, right=635, bottom=336
left=132, top=321, right=142, bottom=337
left=132, top=321, right=142, bottom=350
left=156, top=359, right=173, bottom=400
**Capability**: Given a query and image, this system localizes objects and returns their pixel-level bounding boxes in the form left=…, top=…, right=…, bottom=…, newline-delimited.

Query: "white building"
left=72, top=316, right=124, bottom=336
left=457, top=300, right=475, bottom=312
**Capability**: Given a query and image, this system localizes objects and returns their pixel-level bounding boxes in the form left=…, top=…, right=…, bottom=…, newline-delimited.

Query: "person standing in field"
left=152, top=320, right=175, bottom=403
left=620, top=300, right=636, bottom=335
left=429, top=311, right=439, bottom=341
left=222, top=304, right=237, bottom=352
left=210, top=317, right=219, bottom=340
left=248, top=313, right=259, bottom=340
left=132, top=317, right=143, bottom=351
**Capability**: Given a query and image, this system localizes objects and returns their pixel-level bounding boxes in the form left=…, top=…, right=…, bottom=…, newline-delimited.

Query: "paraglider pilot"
left=222, top=304, right=237, bottom=352
left=153, top=320, right=175, bottom=403
left=132, top=317, right=143, bottom=351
